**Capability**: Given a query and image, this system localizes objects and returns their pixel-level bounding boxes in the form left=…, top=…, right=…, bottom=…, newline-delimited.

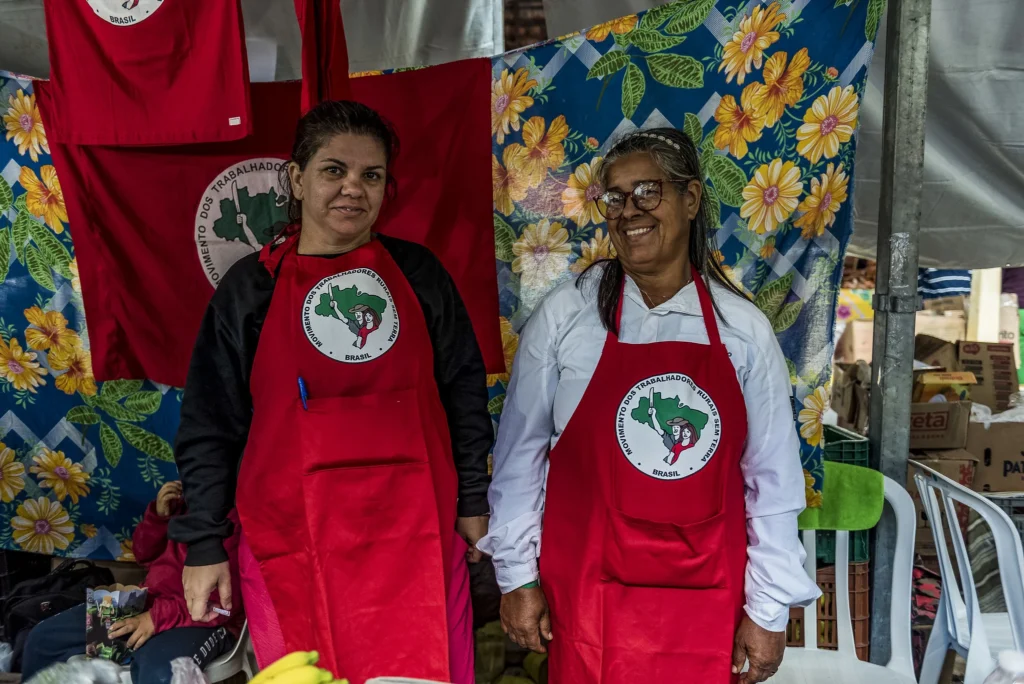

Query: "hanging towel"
left=799, top=461, right=884, bottom=531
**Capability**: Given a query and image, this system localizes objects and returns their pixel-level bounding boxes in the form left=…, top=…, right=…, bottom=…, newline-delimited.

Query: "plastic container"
left=816, top=424, right=872, bottom=564
left=786, top=561, right=871, bottom=662
left=984, top=651, right=1024, bottom=683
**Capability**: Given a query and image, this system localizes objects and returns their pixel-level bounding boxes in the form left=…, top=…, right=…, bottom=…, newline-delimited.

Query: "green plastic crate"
left=823, top=424, right=869, bottom=467
left=816, top=424, right=871, bottom=563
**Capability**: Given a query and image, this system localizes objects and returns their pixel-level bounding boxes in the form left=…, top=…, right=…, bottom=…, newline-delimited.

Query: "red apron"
left=541, top=272, right=749, bottom=683
left=236, top=232, right=457, bottom=684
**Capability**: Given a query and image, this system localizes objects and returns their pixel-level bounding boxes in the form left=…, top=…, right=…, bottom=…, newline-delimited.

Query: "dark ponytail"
left=579, top=127, right=747, bottom=332
left=277, top=100, right=401, bottom=227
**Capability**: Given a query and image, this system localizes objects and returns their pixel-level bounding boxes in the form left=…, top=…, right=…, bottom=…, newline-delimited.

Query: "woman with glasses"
left=478, top=128, right=819, bottom=684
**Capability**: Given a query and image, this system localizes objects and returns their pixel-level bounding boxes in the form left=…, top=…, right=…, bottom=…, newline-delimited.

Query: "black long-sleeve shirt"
left=169, top=235, right=493, bottom=566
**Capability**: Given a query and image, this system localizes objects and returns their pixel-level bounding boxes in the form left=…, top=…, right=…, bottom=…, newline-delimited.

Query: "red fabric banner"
left=294, top=0, right=352, bottom=112
left=36, top=59, right=501, bottom=385
left=41, top=0, right=251, bottom=145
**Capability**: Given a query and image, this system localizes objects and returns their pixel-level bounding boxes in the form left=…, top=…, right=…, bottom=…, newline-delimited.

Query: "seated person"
left=21, top=481, right=243, bottom=684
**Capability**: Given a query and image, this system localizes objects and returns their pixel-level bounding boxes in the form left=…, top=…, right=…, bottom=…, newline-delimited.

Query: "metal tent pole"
left=867, top=0, right=933, bottom=665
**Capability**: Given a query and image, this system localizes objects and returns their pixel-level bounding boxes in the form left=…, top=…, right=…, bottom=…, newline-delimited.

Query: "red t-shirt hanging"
left=41, top=0, right=251, bottom=145
left=36, top=60, right=501, bottom=385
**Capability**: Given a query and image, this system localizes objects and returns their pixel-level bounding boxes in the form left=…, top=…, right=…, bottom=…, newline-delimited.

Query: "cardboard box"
left=958, top=342, right=1019, bottom=412
left=909, top=401, right=972, bottom=450
left=831, top=362, right=871, bottom=435
left=912, top=372, right=977, bottom=403
left=836, top=314, right=967, bottom=364
left=999, top=293, right=1021, bottom=382
left=835, top=319, right=874, bottom=364
left=966, top=420, right=1024, bottom=492
left=923, top=295, right=967, bottom=314
left=916, top=311, right=967, bottom=344
left=915, top=334, right=960, bottom=372
left=908, top=453, right=978, bottom=529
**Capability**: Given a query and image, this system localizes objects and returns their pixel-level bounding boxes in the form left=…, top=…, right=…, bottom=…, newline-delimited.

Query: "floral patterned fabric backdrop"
left=0, top=0, right=880, bottom=557
left=486, top=0, right=882, bottom=511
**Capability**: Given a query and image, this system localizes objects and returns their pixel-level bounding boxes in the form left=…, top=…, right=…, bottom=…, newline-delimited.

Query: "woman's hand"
left=500, top=586, right=552, bottom=653
left=456, top=515, right=489, bottom=563
left=109, top=611, right=156, bottom=650
left=183, top=562, right=232, bottom=622
left=731, top=616, right=786, bottom=683
left=155, top=480, right=182, bottom=517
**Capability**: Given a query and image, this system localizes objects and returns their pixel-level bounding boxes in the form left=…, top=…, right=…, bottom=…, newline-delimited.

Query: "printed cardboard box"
left=909, top=401, right=972, bottom=450
left=967, top=421, right=1024, bottom=492
left=958, top=341, right=1019, bottom=413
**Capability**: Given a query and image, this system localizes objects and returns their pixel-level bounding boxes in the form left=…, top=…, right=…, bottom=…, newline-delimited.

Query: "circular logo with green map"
left=86, top=0, right=165, bottom=26
left=302, top=269, right=400, bottom=363
left=194, top=158, right=291, bottom=287
left=616, top=374, right=721, bottom=481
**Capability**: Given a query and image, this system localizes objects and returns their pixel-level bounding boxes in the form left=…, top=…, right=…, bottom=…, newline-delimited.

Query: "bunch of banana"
left=249, top=651, right=349, bottom=684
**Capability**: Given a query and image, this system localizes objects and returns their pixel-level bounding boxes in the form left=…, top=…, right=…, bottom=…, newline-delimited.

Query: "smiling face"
left=288, top=132, right=388, bottom=249
left=603, top=152, right=703, bottom=278
left=354, top=310, right=365, bottom=326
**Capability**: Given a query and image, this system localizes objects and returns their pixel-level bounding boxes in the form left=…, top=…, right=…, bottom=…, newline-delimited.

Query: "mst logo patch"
left=302, top=269, right=400, bottom=363
left=87, top=0, right=165, bottom=25
left=616, top=373, right=722, bottom=481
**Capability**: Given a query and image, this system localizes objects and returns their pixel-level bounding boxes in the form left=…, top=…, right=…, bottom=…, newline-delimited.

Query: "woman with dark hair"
left=169, top=100, right=490, bottom=684
left=478, top=128, right=819, bottom=683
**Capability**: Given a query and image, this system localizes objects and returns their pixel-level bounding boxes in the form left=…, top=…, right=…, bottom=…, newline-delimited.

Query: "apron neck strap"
left=615, top=265, right=724, bottom=348
left=258, top=225, right=301, bottom=277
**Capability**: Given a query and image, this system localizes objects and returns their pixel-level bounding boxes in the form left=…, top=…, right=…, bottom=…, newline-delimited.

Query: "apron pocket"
left=297, top=388, right=430, bottom=472
left=603, top=507, right=727, bottom=589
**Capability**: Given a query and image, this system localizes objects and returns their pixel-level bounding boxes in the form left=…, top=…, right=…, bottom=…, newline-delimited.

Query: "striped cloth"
left=918, top=269, right=973, bottom=300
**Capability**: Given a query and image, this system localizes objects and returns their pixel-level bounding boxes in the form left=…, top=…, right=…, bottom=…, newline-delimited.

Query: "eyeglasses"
left=597, top=180, right=664, bottom=220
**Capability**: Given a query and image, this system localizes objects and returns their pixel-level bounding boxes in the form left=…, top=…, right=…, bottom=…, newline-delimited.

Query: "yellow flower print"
left=713, top=84, right=767, bottom=159
left=49, top=342, right=97, bottom=397
left=799, top=386, right=829, bottom=448
left=499, top=317, right=519, bottom=375
left=740, top=159, right=803, bottom=235
left=30, top=448, right=91, bottom=504
left=493, top=147, right=530, bottom=216
left=507, top=115, right=569, bottom=189
left=0, top=443, right=26, bottom=503
left=804, top=469, right=823, bottom=508
left=80, top=524, right=98, bottom=539
left=19, top=165, right=68, bottom=233
left=796, top=85, right=859, bottom=164
left=492, top=68, right=538, bottom=145
left=571, top=228, right=616, bottom=273
left=586, top=14, right=638, bottom=42
left=350, top=70, right=384, bottom=78
left=118, top=539, right=135, bottom=563
left=69, top=258, right=82, bottom=294
left=512, top=219, right=572, bottom=291
left=3, top=89, right=48, bottom=162
left=561, top=157, right=605, bottom=228
left=24, top=306, right=78, bottom=355
left=718, top=2, right=786, bottom=85
left=759, top=236, right=776, bottom=259
left=794, top=163, right=849, bottom=239
left=11, top=497, right=75, bottom=555
left=749, top=48, right=810, bottom=128
left=0, top=336, right=47, bottom=393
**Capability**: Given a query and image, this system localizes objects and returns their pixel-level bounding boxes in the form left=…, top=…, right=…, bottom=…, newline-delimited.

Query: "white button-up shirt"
left=477, top=269, right=821, bottom=632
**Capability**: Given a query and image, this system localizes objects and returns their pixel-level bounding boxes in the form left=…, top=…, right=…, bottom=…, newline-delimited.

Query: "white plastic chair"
left=912, top=460, right=1024, bottom=684
left=767, top=476, right=917, bottom=684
